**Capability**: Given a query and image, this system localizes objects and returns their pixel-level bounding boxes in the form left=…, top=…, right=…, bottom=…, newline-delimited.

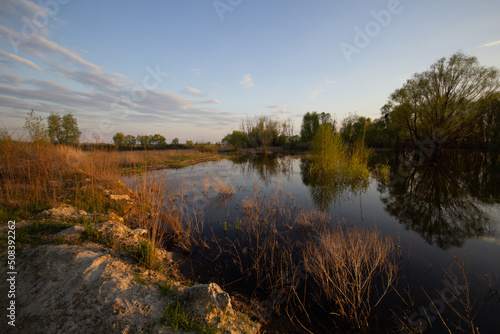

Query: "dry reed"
left=212, top=175, right=235, bottom=197
left=303, top=225, right=400, bottom=328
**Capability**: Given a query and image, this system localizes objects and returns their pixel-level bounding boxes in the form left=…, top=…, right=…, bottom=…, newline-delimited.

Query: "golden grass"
left=2, top=138, right=402, bottom=330
left=0, top=140, right=120, bottom=216
left=115, top=149, right=220, bottom=171
left=0, top=138, right=219, bottom=220
left=200, top=186, right=400, bottom=329
left=303, top=225, right=400, bottom=328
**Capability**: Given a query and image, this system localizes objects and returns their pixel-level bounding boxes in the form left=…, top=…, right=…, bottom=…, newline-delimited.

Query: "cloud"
left=322, top=78, right=336, bottom=86
left=201, top=99, right=221, bottom=104
left=212, top=82, right=227, bottom=90
left=0, top=50, right=43, bottom=71
left=479, top=40, right=500, bottom=48
left=310, top=90, right=323, bottom=99
left=0, top=0, right=240, bottom=142
left=182, top=86, right=210, bottom=97
left=191, top=68, right=201, bottom=75
left=240, top=74, right=254, bottom=89
left=265, top=104, right=291, bottom=117
left=0, top=0, right=56, bottom=37
left=0, top=73, right=22, bottom=86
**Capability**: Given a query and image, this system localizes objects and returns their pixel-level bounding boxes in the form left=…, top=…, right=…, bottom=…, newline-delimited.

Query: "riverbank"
left=0, top=141, right=259, bottom=333
left=0, top=203, right=259, bottom=333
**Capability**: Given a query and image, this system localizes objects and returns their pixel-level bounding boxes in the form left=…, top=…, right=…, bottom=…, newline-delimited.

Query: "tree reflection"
left=300, top=160, right=368, bottom=212
left=380, top=152, right=497, bottom=249
left=229, top=154, right=293, bottom=185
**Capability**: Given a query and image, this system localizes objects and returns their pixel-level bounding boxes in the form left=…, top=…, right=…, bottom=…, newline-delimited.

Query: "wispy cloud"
left=191, top=68, right=201, bottom=75
left=309, top=78, right=335, bottom=99
left=310, top=89, right=323, bottom=99
left=240, top=74, right=254, bottom=90
left=212, top=82, right=227, bottom=90
left=322, top=78, right=336, bottom=86
left=265, top=104, right=291, bottom=117
left=0, top=50, right=43, bottom=71
left=0, top=0, right=238, bottom=141
left=198, top=99, right=221, bottom=104
left=182, top=86, right=210, bottom=97
left=479, top=40, right=500, bottom=48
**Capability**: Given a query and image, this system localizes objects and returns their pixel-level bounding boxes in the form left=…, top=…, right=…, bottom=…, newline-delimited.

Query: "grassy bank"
left=0, top=139, right=221, bottom=219
left=115, top=149, right=221, bottom=171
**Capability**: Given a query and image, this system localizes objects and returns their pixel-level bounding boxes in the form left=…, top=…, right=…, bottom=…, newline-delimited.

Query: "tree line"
left=222, top=52, right=500, bottom=155
left=112, top=132, right=169, bottom=149
left=17, top=52, right=499, bottom=156
left=344, top=52, right=500, bottom=154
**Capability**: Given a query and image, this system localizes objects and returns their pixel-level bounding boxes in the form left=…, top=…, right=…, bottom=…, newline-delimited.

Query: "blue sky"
left=1, top=0, right=499, bottom=143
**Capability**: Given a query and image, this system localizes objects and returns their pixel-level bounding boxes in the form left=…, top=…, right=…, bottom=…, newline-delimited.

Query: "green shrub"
left=310, top=123, right=371, bottom=180
left=136, top=239, right=164, bottom=271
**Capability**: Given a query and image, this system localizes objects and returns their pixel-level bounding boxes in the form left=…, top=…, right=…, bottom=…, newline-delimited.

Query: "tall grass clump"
left=0, top=135, right=127, bottom=218
left=310, top=123, right=370, bottom=180
left=303, top=225, right=400, bottom=328
left=136, top=239, right=164, bottom=271
left=161, top=299, right=217, bottom=333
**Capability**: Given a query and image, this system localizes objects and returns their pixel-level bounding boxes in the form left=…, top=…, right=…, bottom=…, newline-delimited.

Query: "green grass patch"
left=159, top=280, right=174, bottom=297
left=72, top=183, right=126, bottom=214
left=161, top=299, right=217, bottom=334
left=0, top=203, right=50, bottom=221
left=79, top=218, right=113, bottom=247
left=135, top=239, right=164, bottom=272
left=134, top=272, right=148, bottom=285
left=16, top=221, right=69, bottom=245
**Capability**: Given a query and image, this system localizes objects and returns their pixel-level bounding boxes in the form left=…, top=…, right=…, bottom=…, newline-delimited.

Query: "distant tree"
left=222, top=130, right=248, bottom=151
left=240, top=116, right=294, bottom=150
left=125, top=135, right=136, bottom=148
left=171, top=137, right=179, bottom=145
left=47, top=112, right=81, bottom=146
left=149, top=134, right=166, bottom=147
left=251, top=116, right=279, bottom=153
left=385, top=51, right=500, bottom=155
left=137, top=135, right=149, bottom=148
left=113, top=132, right=126, bottom=147
left=300, top=112, right=335, bottom=143
left=0, top=129, right=10, bottom=141
left=339, top=114, right=370, bottom=145
left=185, top=140, right=194, bottom=146
left=24, top=109, right=49, bottom=143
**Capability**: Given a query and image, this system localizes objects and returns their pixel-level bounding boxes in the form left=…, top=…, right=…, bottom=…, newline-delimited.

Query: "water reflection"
left=229, top=154, right=293, bottom=184
left=300, top=160, right=368, bottom=212
left=380, top=152, right=497, bottom=249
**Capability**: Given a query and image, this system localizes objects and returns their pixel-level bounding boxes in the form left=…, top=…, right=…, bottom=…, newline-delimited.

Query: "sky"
left=1, top=0, right=499, bottom=143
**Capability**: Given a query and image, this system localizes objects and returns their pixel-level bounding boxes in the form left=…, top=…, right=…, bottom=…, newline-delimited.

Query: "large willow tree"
left=386, top=52, right=500, bottom=155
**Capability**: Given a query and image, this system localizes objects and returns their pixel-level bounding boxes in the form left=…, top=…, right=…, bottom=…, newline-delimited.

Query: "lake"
left=127, top=152, right=500, bottom=333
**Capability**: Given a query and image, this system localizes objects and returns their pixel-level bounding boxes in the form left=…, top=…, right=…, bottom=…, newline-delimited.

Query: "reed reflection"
left=300, top=160, right=368, bottom=212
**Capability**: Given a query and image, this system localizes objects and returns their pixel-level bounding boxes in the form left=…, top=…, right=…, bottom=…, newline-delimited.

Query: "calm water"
left=132, top=152, right=500, bottom=333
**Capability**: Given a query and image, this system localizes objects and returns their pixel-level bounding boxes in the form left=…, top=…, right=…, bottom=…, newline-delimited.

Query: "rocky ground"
left=0, top=204, right=260, bottom=334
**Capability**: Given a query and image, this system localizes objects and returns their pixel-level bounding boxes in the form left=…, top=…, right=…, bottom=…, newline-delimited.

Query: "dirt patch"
left=1, top=244, right=170, bottom=333
left=0, top=207, right=260, bottom=333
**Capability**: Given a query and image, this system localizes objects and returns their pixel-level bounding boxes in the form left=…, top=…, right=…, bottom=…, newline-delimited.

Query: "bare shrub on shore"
left=303, top=225, right=400, bottom=328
